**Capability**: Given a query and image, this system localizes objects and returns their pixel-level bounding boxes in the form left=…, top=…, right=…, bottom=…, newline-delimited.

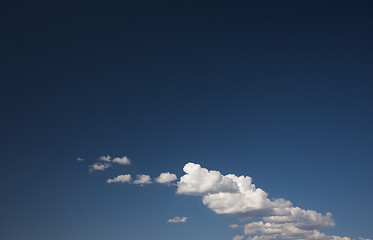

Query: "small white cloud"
left=107, top=174, right=131, bottom=183
left=155, top=172, right=177, bottom=184
left=232, top=235, right=244, bottom=240
left=89, top=162, right=111, bottom=172
left=359, top=238, right=372, bottom=240
left=133, top=174, right=152, bottom=185
left=229, top=224, right=242, bottom=229
left=112, top=156, right=131, bottom=165
left=77, top=157, right=85, bottom=161
left=99, top=155, right=112, bottom=162
left=167, top=216, right=187, bottom=223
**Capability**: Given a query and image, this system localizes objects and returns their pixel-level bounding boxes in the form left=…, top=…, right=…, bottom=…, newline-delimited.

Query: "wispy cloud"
left=167, top=216, right=187, bottom=223
left=229, top=224, right=241, bottom=229
left=77, top=157, right=85, bottom=161
left=107, top=174, right=131, bottom=183
left=359, top=237, right=372, bottom=240
left=133, top=174, right=152, bottom=185
left=232, top=235, right=244, bottom=240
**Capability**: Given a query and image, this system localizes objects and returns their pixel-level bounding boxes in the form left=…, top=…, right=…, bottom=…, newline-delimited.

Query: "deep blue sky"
left=1, top=1, right=372, bottom=240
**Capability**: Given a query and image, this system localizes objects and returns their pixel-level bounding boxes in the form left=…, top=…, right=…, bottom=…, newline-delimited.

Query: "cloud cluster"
left=167, top=216, right=188, bottom=223
left=176, top=163, right=351, bottom=240
left=106, top=172, right=179, bottom=186
left=89, top=155, right=131, bottom=172
left=86, top=158, right=368, bottom=240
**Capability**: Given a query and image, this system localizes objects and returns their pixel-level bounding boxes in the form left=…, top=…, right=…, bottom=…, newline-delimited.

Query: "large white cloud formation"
left=90, top=159, right=368, bottom=240
left=176, top=163, right=352, bottom=240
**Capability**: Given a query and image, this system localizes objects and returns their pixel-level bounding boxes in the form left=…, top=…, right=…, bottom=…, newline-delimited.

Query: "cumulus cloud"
left=93, top=161, right=363, bottom=240
left=176, top=163, right=351, bottom=240
left=133, top=174, right=152, bottom=185
left=155, top=172, right=177, bottom=184
left=167, top=216, right=187, bottom=223
left=99, top=155, right=112, bottom=162
left=177, top=162, right=239, bottom=195
left=77, top=157, right=85, bottom=161
left=89, top=162, right=111, bottom=172
left=112, top=156, right=131, bottom=165
left=107, top=174, right=131, bottom=183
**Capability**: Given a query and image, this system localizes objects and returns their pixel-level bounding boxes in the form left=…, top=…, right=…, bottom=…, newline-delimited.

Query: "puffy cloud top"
left=177, top=163, right=239, bottom=195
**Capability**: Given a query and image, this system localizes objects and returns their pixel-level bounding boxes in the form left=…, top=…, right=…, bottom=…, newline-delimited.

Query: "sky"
left=1, top=1, right=373, bottom=240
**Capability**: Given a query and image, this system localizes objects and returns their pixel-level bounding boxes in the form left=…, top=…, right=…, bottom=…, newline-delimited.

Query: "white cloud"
left=133, top=174, right=152, bottom=185
left=167, top=216, right=187, bottom=223
left=89, top=162, right=111, bottom=172
left=232, top=235, right=244, bottom=240
left=77, top=157, right=85, bottom=161
left=177, top=163, right=291, bottom=217
left=107, top=174, right=131, bottom=183
left=230, top=224, right=242, bottom=229
left=244, top=221, right=351, bottom=240
left=93, top=161, right=363, bottom=240
left=176, top=163, right=351, bottom=240
left=176, top=162, right=239, bottom=196
left=112, top=156, right=131, bottom=165
left=155, top=172, right=177, bottom=184
left=99, top=155, right=112, bottom=162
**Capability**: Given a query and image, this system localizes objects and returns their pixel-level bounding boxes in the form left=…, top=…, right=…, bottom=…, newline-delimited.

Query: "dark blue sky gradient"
left=1, top=1, right=373, bottom=239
